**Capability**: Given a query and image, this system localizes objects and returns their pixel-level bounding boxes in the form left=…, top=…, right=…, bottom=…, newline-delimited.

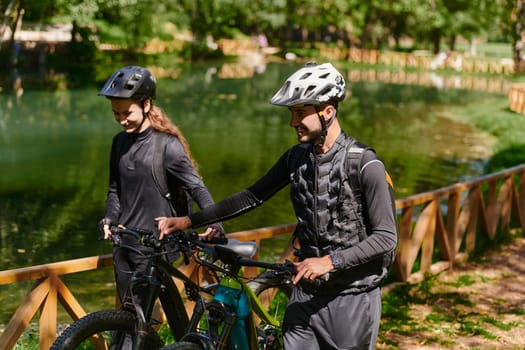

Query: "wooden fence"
left=320, top=47, right=515, bottom=75
left=1, top=164, right=525, bottom=349
left=346, top=69, right=511, bottom=95
left=509, top=83, right=525, bottom=115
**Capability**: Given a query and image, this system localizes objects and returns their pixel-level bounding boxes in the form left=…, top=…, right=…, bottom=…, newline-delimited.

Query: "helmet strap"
left=314, top=106, right=336, bottom=148
left=131, top=100, right=149, bottom=133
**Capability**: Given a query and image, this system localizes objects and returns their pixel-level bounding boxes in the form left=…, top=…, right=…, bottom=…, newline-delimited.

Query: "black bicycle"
left=51, top=227, right=294, bottom=350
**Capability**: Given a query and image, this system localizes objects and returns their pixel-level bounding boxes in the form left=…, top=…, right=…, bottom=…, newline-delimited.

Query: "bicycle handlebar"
left=103, top=227, right=332, bottom=288
left=237, top=257, right=297, bottom=274
left=104, top=226, right=226, bottom=247
left=103, top=226, right=301, bottom=281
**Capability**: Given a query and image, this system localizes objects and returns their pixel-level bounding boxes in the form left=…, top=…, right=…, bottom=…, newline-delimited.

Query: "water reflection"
left=0, top=62, right=503, bottom=272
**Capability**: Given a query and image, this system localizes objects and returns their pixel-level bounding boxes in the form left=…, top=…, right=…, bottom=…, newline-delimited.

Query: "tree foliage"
left=0, top=0, right=523, bottom=60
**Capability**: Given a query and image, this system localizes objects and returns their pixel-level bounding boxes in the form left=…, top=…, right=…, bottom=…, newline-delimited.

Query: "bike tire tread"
left=50, top=309, right=162, bottom=350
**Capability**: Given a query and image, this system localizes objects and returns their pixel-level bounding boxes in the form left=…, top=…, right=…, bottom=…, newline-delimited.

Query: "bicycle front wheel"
left=51, top=309, right=163, bottom=350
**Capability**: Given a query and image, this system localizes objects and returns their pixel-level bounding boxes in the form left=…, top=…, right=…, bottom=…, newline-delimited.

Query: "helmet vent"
left=304, top=85, right=316, bottom=97
left=319, top=73, right=330, bottom=79
left=299, top=72, right=312, bottom=80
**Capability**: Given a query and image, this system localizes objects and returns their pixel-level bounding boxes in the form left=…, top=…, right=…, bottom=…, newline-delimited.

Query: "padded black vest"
left=287, top=133, right=371, bottom=259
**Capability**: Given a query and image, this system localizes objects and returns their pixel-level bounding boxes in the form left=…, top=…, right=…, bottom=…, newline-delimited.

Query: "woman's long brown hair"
left=147, top=104, right=200, bottom=173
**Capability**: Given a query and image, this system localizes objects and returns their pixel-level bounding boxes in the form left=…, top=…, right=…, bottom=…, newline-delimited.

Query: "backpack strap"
left=343, top=139, right=375, bottom=241
left=344, top=140, right=374, bottom=202
left=151, top=131, right=177, bottom=215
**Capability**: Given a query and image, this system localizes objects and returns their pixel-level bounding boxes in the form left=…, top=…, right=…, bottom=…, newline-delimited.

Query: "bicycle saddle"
left=224, top=239, right=258, bottom=258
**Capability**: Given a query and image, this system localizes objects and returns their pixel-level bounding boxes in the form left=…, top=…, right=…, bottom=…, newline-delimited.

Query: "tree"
left=0, top=0, right=26, bottom=69
left=509, top=0, right=525, bottom=73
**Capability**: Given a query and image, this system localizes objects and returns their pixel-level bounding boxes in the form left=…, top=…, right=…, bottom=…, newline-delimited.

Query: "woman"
left=98, top=65, right=223, bottom=303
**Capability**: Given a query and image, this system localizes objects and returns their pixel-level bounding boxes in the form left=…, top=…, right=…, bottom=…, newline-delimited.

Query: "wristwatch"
left=329, top=251, right=344, bottom=270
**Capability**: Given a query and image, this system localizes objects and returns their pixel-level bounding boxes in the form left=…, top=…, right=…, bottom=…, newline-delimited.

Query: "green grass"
left=12, top=324, right=39, bottom=350
left=378, top=238, right=525, bottom=349
left=446, top=97, right=525, bottom=172
left=454, top=41, right=512, bottom=59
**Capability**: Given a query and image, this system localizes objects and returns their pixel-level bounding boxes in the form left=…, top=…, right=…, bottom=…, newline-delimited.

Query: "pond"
left=0, top=59, right=505, bottom=322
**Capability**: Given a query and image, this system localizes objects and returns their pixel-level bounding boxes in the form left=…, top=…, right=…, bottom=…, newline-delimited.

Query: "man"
left=157, top=62, right=398, bottom=349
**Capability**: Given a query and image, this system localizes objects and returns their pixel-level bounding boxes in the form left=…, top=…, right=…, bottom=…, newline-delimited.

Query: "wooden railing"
left=1, top=164, right=525, bottom=349
left=345, top=69, right=511, bottom=95
left=320, top=46, right=515, bottom=75
left=509, top=83, right=525, bottom=115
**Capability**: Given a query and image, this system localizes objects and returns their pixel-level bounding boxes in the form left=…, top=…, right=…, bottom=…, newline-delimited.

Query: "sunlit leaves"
left=3, top=0, right=522, bottom=53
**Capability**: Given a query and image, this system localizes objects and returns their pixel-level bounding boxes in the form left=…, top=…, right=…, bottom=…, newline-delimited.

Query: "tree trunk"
left=7, top=0, right=23, bottom=67
left=449, top=35, right=456, bottom=51
left=0, top=0, right=18, bottom=47
left=431, top=28, right=441, bottom=54
left=514, top=0, right=525, bottom=73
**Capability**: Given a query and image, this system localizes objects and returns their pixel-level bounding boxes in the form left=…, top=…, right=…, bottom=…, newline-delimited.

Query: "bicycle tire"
left=161, top=341, right=203, bottom=350
left=250, top=273, right=293, bottom=297
left=249, top=270, right=292, bottom=315
left=51, top=309, right=163, bottom=350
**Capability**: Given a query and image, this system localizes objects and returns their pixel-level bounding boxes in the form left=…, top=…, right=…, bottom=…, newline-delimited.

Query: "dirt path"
left=377, top=236, right=525, bottom=350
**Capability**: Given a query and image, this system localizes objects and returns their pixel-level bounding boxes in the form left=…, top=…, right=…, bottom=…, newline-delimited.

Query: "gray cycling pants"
left=283, top=286, right=381, bottom=350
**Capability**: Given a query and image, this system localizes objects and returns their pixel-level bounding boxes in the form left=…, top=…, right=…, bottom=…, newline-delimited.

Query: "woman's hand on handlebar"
left=155, top=216, right=192, bottom=239
left=293, top=255, right=334, bottom=285
left=98, top=218, right=121, bottom=240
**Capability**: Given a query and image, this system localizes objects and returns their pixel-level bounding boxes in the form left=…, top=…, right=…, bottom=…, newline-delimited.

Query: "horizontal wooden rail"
left=1, top=164, right=525, bottom=349
left=320, top=46, right=515, bottom=76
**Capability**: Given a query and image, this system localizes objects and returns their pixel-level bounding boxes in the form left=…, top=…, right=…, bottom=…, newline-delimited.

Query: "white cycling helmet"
left=269, top=62, right=346, bottom=107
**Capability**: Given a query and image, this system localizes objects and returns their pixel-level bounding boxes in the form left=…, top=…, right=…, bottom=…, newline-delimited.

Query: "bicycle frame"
left=178, top=244, right=294, bottom=350
left=147, top=258, right=193, bottom=339
left=111, top=229, right=217, bottom=346
left=182, top=280, right=281, bottom=349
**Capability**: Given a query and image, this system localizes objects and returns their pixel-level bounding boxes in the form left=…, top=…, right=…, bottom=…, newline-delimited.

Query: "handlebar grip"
left=108, top=226, right=156, bottom=246
left=310, top=273, right=330, bottom=287
left=207, top=236, right=228, bottom=245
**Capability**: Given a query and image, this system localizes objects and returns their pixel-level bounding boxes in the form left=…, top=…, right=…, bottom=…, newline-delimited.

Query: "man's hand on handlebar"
left=155, top=216, right=192, bottom=240
left=155, top=216, right=225, bottom=242
left=293, top=255, right=333, bottom=285
left=200, top=226, right=224, bottom=242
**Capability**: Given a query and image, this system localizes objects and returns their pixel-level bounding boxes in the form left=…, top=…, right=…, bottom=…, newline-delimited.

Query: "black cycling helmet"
left=98, top=66, right=156, bottom=101
left=269, top=62, right=346, bottom=107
